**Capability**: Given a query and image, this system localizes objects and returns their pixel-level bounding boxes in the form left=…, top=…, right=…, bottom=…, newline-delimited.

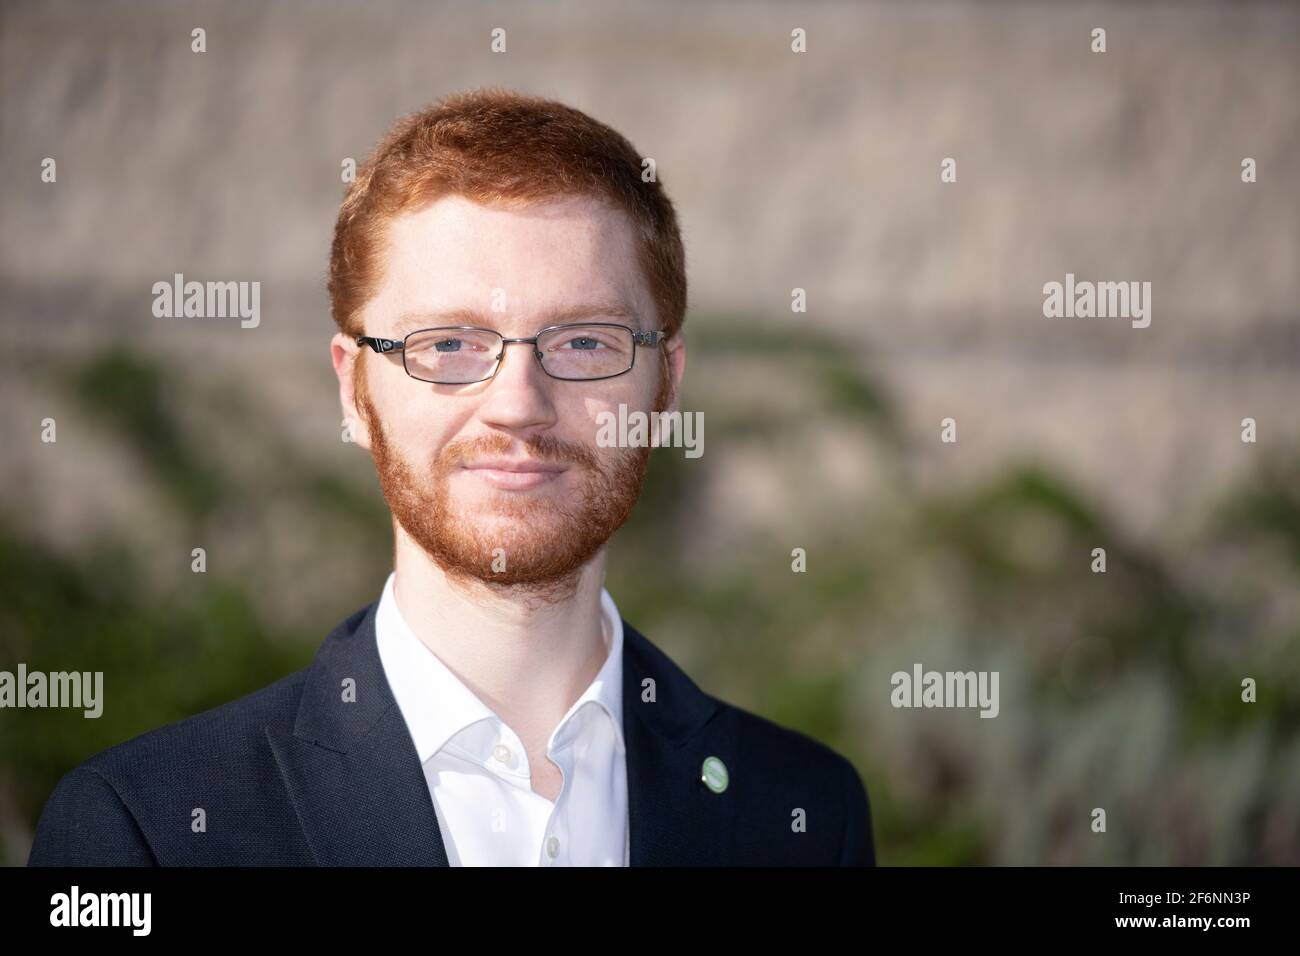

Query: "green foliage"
left=0, top=521, right=311, bottom=864
left=4, top=324, right=1298, bottom=866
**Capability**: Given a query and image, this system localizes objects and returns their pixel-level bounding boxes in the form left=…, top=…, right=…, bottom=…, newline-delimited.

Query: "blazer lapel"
left=267, top=601, right=733, bottom=867
left=266, top=602, right=450, bottom=866
left=621, top=619, right=734, bottom=866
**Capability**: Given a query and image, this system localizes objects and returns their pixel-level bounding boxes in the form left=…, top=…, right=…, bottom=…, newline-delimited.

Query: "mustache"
left=437, top=433, right=600, bottom=473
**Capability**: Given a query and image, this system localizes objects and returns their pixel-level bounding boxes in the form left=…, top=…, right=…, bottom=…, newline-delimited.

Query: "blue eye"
left=434, top=339, right=463, bottom=352
left=569, top=336, right=600, bottom=350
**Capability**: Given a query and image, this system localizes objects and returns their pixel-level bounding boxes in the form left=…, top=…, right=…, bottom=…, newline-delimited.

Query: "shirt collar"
left=374, top=571, right=626, bottom=764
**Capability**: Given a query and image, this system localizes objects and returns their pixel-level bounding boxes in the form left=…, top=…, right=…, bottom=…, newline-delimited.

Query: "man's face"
left=332, top=193, right=684, bottom=598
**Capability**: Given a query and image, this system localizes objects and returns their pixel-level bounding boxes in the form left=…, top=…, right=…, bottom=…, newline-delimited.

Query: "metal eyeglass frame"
left=356, top=321, right=668, bottom=384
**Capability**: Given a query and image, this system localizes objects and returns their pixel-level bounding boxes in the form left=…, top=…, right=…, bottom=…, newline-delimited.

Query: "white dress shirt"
left=374, top=572, right=629, bottom=866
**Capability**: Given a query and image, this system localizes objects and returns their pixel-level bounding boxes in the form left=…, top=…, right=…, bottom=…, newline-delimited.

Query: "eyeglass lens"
left=402, top=325, right=635, bottom=383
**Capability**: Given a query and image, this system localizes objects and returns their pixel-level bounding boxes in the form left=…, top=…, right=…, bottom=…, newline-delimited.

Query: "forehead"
left=369, top=193, right=654, bottom=332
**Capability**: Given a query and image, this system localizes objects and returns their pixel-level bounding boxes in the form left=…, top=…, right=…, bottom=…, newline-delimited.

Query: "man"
left=28, top=88, right=875, bottom=866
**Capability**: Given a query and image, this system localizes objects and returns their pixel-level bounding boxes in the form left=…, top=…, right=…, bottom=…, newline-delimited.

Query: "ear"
left=331, top=332, right=372, bottom=451
left=662, top=332, right=686, bottom=415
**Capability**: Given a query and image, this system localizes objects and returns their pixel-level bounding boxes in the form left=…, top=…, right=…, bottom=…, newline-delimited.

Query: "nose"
left=474, top=339, right=559, bottom=433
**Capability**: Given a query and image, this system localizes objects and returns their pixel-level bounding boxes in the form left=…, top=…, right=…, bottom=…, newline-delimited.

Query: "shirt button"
left=546, top=836, right=560, bottom=858
left=492, top=744, right=512, bottom=764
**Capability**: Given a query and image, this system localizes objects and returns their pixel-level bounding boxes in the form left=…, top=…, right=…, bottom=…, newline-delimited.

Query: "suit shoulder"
left=68, top=598, right=381, bottom=796
left=623, top=619, right=864, bottom=784
left=709, top=694, right=861, bottom=781
left=702, top=695, right=876, bottom=865
left=78, top=665, right=310, bottom=785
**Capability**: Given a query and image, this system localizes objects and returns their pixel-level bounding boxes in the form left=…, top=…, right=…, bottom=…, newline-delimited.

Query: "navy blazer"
left=28, top=600, right=875, bottom=866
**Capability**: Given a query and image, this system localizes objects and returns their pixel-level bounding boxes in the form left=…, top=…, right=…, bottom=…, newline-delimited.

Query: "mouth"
left=459, top=458, right=569, bottom=491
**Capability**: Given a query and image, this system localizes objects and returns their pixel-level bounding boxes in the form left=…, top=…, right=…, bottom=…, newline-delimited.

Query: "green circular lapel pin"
left=701, top=756, right=729, bottom=794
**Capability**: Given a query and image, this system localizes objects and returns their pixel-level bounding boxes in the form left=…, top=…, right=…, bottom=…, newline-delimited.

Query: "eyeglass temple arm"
left=361, top=331, right=664, bottom=351
left=357, top=336, right=404, bottom=353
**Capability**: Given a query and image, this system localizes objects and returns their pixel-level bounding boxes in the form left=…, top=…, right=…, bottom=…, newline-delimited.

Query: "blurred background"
left=2, top=0, right=1298, bottom=866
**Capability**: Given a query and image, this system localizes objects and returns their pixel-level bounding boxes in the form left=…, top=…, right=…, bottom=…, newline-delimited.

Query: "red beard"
left=356, top=357, right=673, bottom=601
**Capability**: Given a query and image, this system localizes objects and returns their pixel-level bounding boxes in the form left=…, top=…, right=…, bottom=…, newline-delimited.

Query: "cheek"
left=369, top=390, right=459, bottom=458
left=579, top=369, right=660, bottom=423
left=401, top=416, right=461, bottom=458
left=571, top=397, right=608, bottom=439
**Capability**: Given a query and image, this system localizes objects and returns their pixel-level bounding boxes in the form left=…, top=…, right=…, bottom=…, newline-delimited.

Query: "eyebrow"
left=391, top=301, right=641, bottom=333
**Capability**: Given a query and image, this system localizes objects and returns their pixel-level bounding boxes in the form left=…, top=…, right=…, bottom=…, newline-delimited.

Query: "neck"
left=388, top=522, right=611, bottom=754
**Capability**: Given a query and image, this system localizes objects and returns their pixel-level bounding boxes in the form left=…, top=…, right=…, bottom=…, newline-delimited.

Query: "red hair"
left=328, top=87, right=687, bottom=339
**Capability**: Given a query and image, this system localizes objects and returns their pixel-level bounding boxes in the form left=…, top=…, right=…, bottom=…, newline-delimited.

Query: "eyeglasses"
left=357, top=322, right=667, bottom=385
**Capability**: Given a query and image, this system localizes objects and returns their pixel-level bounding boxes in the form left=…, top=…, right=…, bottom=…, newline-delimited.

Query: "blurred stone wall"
left=3, top=0, right=1296, bottom=556
left=2, top=0, right=1299, bottom=868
